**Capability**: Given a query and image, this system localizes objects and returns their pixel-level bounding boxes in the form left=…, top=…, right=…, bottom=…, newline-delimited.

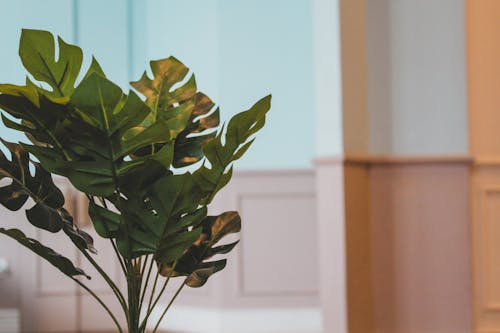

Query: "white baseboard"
left=148, top=306, right=322, bottom=333
left=0, top=309, right=19, bottom=333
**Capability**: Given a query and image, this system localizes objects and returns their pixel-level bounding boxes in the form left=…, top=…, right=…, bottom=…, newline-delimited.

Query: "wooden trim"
left=314, top=154, right=474, bottom=166
left=473, top=157, right=500, bottom=166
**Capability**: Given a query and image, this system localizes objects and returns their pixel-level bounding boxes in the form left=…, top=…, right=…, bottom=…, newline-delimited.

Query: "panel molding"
left=315, top=154, right=473, bottom=166
left=235, top=192, right=317, bottom=298
left=316, top=154, right=472, bottom=333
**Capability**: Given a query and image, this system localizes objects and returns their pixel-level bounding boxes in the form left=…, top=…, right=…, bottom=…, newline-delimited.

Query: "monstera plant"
left=0, top=29, right=271, bottom=333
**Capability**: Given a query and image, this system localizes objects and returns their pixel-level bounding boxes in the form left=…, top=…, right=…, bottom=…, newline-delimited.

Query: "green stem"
left=146, top=270, right=160, bottom=313
left=152, top=280, right=186, bottom=333
left=148, top=262, right=176, bottom=317
left=79, top=248, right=128, bottom=317
left=112, top=238, right=127, bottom=276
left=126, top=260, right=142, bottom=333
left=139, top=262, right=177, bottom=331
left=98, top=196, right=127, bottom=276
left=72, top=277, right=123, bottom=333
left=139, top=256, right=153, bottom=309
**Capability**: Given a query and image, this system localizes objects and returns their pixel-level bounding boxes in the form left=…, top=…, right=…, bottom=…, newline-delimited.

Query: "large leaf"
left=0, top=227, right=89, bottom=279
left=113, top=173, right=205, bottom=259
left=19, top=29, right=83, bottom=98
left=131, top=57, right=220, bottom=167
left=88, top=171, right=208, bottom=260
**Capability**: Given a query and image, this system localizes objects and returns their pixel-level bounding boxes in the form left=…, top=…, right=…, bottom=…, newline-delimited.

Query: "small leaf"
left=204, top=241, right=239, bottom=259
left=26, top=203, right=64, bottom=233
left=62, top=215, right=97, bottom=255
left=185, top=260, right=226, bottom=288
left=88, top=201, right=120, bottom=238
left=195, top=95, right=271, bottom=203
left=210, top=211, right=241, bottom=244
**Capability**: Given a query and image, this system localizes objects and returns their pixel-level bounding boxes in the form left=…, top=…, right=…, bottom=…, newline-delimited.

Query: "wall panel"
left=370, top=161, right=472, bottom=333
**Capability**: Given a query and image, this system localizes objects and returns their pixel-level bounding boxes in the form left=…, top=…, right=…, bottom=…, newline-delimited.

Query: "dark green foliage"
left=0, top=28, right=271, bottom=332
left=159, top=211, right=241, bottom=287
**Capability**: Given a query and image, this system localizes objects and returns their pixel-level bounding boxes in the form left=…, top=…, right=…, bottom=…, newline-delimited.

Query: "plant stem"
left=72, top=277, right=123, bottom=333
left=139, top=262, right=177, bottom=331
left=79, top=247, right=128, bottom=317
left=111, top=238, right=127, bottom=276
left=126, top=260, right=142, bottom=333
left=148, top=262, right=176, bottom=317
left=152, top=280, right=186, bottom=333
left=146, top=269, right=160, bottom=313
left=99, top=197, right=127, bottom=275
left=139, top=256, right=153, bottom=309
left=140, top=255, right=150, bottom=276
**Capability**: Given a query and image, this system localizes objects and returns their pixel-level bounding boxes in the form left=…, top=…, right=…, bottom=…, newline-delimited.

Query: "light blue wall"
left=216, top=0, right=315, bottom=169
left=76, top=0, right=130, bottom=89
left=0, top=0, right=74, bottom=143
left=142, top=0, right=316, bottom=169
left=0, top=0, right=317, bottom=169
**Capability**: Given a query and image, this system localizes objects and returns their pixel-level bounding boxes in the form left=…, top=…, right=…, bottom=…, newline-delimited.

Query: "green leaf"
left=131, top=58, right=220, bottom=167
left=130, top=57, right=192, bottom=114
left=61, top=215, right=97, bottom=255
left=0, top=183, right=27, bottom=210
left=70, top=73, right=123, bottom=131
left=0, top=140, right=65, bottom=232
left=173, top=93, right=220, bottom=168
left=0, top=227, right=89, bottom=279
left=155, top=227, right=202, bottom=264
left=19, top=29, right=83, bottom=97
left=26, top=202, right=65, bottom=233
left=83, top=57, right=106, bottom=80
left=195, top=95, right=271, bottom=204
left=170, top=207, right=207, bottom=235
left=148, top=173, right=202, bottom=233
left=88, top=201, right=120, bottom=238
left=159, top=211, right=241, bottom=288
left=0, top=90, right=71, bottom=157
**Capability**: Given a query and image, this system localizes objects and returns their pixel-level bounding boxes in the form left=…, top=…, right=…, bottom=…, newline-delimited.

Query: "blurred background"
left=0, top=0, right=499, bottom=333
